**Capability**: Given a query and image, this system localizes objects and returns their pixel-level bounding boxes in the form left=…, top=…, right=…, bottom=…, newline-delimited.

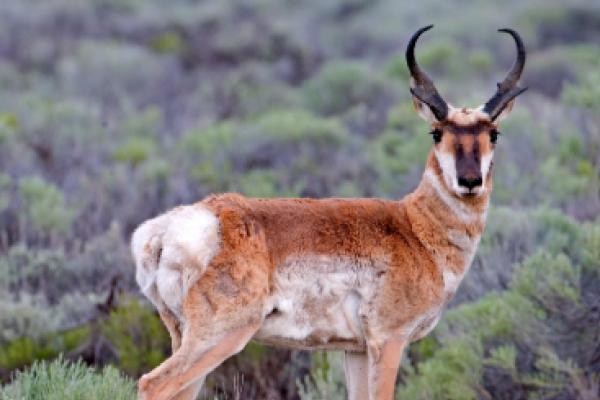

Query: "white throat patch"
left=424, top=169, right=482, bottom=223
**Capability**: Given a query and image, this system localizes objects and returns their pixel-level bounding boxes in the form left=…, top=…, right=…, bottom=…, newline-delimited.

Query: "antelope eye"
left=490, top=130, right=500, bottom=144
left=431, top=130, right=442, bottom=144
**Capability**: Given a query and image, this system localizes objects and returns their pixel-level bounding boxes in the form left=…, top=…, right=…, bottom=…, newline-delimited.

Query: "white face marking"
left=434, top=149, right=461, bottom=195
left=480, top=151, right=493, bottom=192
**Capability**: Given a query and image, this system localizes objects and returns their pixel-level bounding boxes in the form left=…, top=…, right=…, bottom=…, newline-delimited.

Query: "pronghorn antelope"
left=132, top=25, right=527, bottom=400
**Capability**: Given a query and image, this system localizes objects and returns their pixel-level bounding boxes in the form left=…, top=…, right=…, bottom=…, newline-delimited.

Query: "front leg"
left=345, top=351, right=369, bottom=400
left=368, top=339, right=406, bottom=400
left=344, top=339, right=406, bottom=400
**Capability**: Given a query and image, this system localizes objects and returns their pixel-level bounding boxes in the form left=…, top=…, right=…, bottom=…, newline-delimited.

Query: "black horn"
left=406, top=25, right=448, bottom=121
left=483, top=29, right=527, bottom=121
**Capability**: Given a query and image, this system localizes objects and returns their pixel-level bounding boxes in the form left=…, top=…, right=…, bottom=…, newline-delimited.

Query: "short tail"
left=131, top=205, right=221, bottom=315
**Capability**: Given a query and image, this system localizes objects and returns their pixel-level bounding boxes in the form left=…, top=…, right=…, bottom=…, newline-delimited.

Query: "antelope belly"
left=253, top=256, right=379, bottom=351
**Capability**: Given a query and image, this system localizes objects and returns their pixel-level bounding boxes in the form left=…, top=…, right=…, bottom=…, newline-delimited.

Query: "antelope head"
left=407, top=25, right=527, bottom=198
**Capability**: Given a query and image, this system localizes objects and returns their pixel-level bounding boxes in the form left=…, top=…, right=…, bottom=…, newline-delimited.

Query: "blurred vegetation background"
left=0, top=0, right=599, bottom=399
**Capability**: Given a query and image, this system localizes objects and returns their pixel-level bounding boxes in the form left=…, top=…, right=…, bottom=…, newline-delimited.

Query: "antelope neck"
left=402, top=151, right=490, bottom=277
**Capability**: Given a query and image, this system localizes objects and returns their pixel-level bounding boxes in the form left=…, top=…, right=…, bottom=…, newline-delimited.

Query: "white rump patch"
left=131, top=205, right=221, bottom=319
left=132, top=214, right=171, bottom=305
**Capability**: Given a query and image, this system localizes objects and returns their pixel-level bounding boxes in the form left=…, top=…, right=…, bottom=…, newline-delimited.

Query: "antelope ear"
left=412, top=95, right=439, bottom=122
left=493, top=99, right=515, bottom=122
left=409, top=80, right=449, bottom=123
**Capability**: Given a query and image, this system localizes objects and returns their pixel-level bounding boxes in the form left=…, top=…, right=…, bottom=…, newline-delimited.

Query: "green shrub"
left=385, top=54, right=410, bottom=81
left=112, top=107, right=162, bottom=166
left=404, top=36, right=469, bottom=80
left=11, top=95, right=106, bottom=152
left=0, top=295, right=60, bottom=344
left=519, top=4, right=600, bottom=48
left=302, top=61, right=389, bottom=116
left=0, top=244, right=65, bottom=293
left=367, top=127, right=430, bottom=196
left=57, top=41, right=166, bottom=101
left=298, top=352, right=347, bottom=400
left=254, top=109, right=347, bottom=146
left=0, top=173, right=11, bottom=213
left=181, top=111, right=351, bottom=197
left=231, top=169, right=303, bottom=199
left=120, top=107, right=163, bottom=138
left=212, top=64, right=302, bottom=117
left=0, top=113, right=19, bottom=145
left=415, top=38, right=462, bottom=72
left=563, top=69, right=600, bottom=110
left=151, top=31, right=184, bottom=53
left=18, top=176, right=77, bottom=235
left=112, top=136, right=158, bottom=166
left=0, top=290, right=90, bottom=371
left=398, top=339, right=484, bottom=400
left=180, top=122, right=236, bottom=157
left=540, top=157, right=594, bottom=200
left=101, top=298, right=170, bottom=377
left=365, top=101, right=433, bottom=196
left=386, top=102, right=424, bottom=133
left=0, top=325, right=89, bottom=371
left=141, top=157, right=172, bottom=185
left=467, top=50, right=493, bottom=72
left=1, top=356, right=136, bottom=400
left=526, top=47, right=578, bottom=97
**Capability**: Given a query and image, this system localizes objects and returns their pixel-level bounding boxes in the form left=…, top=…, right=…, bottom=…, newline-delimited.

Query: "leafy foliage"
left=298, top=352, right=347, bottom=400
left=1, top=356, right=136, bottom=400
left=100, top=299, right=170, bottom=377
left=18, top=177, right=77, bottom=235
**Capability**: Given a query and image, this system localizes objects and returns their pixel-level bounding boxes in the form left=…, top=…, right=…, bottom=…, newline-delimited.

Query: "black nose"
left=458, top=176, right=482, bottom=190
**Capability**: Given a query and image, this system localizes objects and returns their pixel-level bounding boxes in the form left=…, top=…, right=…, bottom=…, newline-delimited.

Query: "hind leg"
left=169, top=377, right=205, bottom=400
left=138, top=318, right=261, bottom=400
left=159, top=311, right=183, bottom=353
left=158, top=312, right=205, bottom=400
